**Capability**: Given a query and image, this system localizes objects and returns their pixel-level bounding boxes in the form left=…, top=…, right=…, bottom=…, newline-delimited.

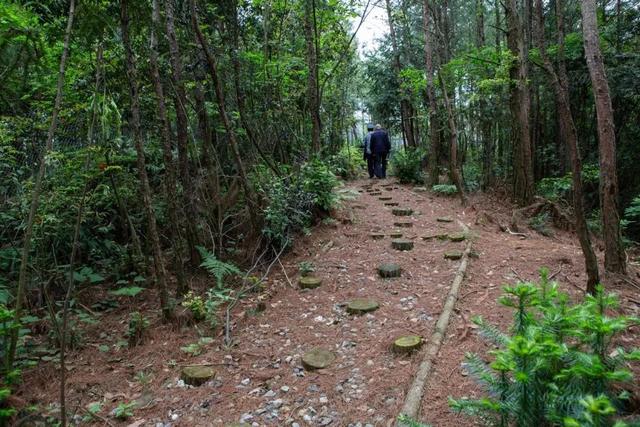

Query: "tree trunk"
left=6, top=0, right=76, bottom=374
left=581, top=0, right=626, bottom=274
left=386, top=0, right=416, bottom=148
left=149, top=0, right=186, bottom=295
left=190, top=0, right=257, bottom=227
left=422, top=0, right=440, bottom=185
left=164, top=0, right=199, bottom=267
left=534, top=0, right=600, bottom=292
left=505, top=0, right=534, bottom=206
left=303, top=0, right=321, bottom=152
left=440, top=74, right=467, bottom=206
left=120, top=0, right=172, bottom=320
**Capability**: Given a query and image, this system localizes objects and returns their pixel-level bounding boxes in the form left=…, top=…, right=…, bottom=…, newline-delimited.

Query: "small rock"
left=319, top=396, right=329, bottom=404
left=271, top=399, right=284, bottom=409
left=241, top=378, right=251, bottom=386
left=280, top=385, right=290, bottom=392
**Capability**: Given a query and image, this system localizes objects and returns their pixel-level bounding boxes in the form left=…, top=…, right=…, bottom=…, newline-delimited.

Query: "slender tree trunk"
left=149, top=0, right=186, bottom=295
left=534, top=0, right=600, bottom=292
left=422, top=0, right=440, bottom=185
left=120, top=0, right=172, bottom=321
left=440, top=74, right=467, bottom=205
left=303, top=0, right=321, bottom=152
left=6, top=0, right=76, bottom=374
left=164, top=0, right=199, bottom=267
left=386, top=0, right=416, bottom=148
left=581, top=0, right=626, bottom=274
left=190, top=0, right=257, bottom=226
left=505, top=0, right=534, bottom=205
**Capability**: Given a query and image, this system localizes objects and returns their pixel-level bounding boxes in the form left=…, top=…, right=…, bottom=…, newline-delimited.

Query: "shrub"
left=537, top=174, right=573, bottom=201
left=450, top=269, right=640, bottom=427
left=329, top=144, right=365, bottom=180
left=126, top=312, right=149, bottom=348
left=432, top=184, right=458, bottom=195
left=300, top=158, right=339, bottom=211
left=390, top=148, right=425, bottom=184
left=255, top=159, right=339, bottom=248
left=181, top=291, right=206, bottom=321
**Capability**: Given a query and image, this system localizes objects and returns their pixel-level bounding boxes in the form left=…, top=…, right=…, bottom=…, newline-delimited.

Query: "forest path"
left=24, top=178, right=606, bottom=427
left=179, top=178, right=481, bottom=426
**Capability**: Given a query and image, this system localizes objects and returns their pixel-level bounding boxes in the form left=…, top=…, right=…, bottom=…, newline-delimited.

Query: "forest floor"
left=18, top=178, right=640, bottom=427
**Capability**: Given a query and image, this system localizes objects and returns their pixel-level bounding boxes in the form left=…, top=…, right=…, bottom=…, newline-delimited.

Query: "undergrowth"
left=391, top=148, right=425, bottom=184
left=450, top=268, right=640, bottom=426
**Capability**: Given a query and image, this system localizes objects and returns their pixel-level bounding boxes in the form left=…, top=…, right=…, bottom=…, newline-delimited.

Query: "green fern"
left=197, top=246, right=241, bottom=289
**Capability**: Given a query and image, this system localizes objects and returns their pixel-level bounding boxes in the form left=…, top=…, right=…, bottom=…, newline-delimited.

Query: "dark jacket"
left=370, top=129, right=391, bottom=155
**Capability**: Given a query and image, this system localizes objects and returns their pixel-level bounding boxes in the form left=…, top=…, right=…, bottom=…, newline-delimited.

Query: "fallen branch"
left=510, top=267, right=526, bottom=282
left=505, top=227, right=528, bottom=239
left=548, top=265, right=563, bottom=280
left=399, top=221, right=472, bottom=422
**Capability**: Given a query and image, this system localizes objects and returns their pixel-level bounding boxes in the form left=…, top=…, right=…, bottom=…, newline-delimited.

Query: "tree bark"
left=303, top=0, right=321, bottom=152
left=164, top=0, right=199, bottom=267
left=386, top=0, right=416, bottom=148
left=422, top=0, right=440, bottom=185
left=505, top=0, right=534, bottom=206
left=120, top=0, right=172, bottom=320
left=440, top=74, right=467, bottom=206
left=6, top=0, right=76, bottom=374
left=581, top=0, right=626, bottom=274
left=534, top=0, right=600, bottom=292
left=189, top=0, right=257, bottom=226
left=149, top=0, right=186, bottom=295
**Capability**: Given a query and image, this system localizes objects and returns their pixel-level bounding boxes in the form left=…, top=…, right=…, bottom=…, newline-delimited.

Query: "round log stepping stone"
left=299, top=276, right=322, bottom=289
left=391, top=239, right=414, bottom=251
left=378, top=263, right=402, bottom=278
left=384, top=202, right=399, bottom=207
left=393, top=221, right=413, bottom=228
left=346, top=298, right=380, bottom=314
left=392, top=207, right=413, bottom=216
left=378, top=196, right=393, bottom=201
left=302, top=348, right=336, bottom=370
left=369, top=233, right=385, bottom=240
left=370, top=192, right=382, bottom=196
left=181, top=365, right=216, bottom=386
left=389, top=231, right=403, bottom=238
left=393, top=335, right=423, bottom=353
left=413, top=187, right=428, bottom=192
left=448, top=232, right=466, bottom=242
left=436, top=217, right=454, bottom=223
left=444, top=250, right=463, bottom=260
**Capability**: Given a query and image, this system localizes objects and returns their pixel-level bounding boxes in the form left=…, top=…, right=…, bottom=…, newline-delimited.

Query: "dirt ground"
left=17, top=179, right=640, bottom=426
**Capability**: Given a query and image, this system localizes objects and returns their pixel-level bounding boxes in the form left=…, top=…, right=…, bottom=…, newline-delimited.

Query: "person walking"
left=363, top=124, right=375, bottom=178
left=369, top=124, right=391, bottom=178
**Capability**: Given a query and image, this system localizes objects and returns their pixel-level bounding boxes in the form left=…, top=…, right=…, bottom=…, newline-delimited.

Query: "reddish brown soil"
left=17, top=179, right=640, bottom=426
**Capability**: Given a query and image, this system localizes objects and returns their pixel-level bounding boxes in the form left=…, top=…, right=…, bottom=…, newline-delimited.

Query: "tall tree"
left=505, top=0, right=534, bottom=205
left=385, top=0, right=416, bottom=147
left=581, top=0, right=627, bottom=274
left=120, top=0, right=172, bottom=320
left=303, top=0, right=322, bottom=152
left=534, top=0, right=600, bottom=292
left=164, top=0, right=199, bottom=267
left=149, top=0, right=186, bottom=295
left=422, top=0, right=440, bottom=184
left=190, top=0, right=257, bottom=226
left=6, top=0, right=76, bottom=373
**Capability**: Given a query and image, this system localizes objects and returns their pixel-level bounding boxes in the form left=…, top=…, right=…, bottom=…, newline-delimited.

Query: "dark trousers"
left=366, top=155, right=375, bottom=178
left=373, top=153, right=388, bottom=178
